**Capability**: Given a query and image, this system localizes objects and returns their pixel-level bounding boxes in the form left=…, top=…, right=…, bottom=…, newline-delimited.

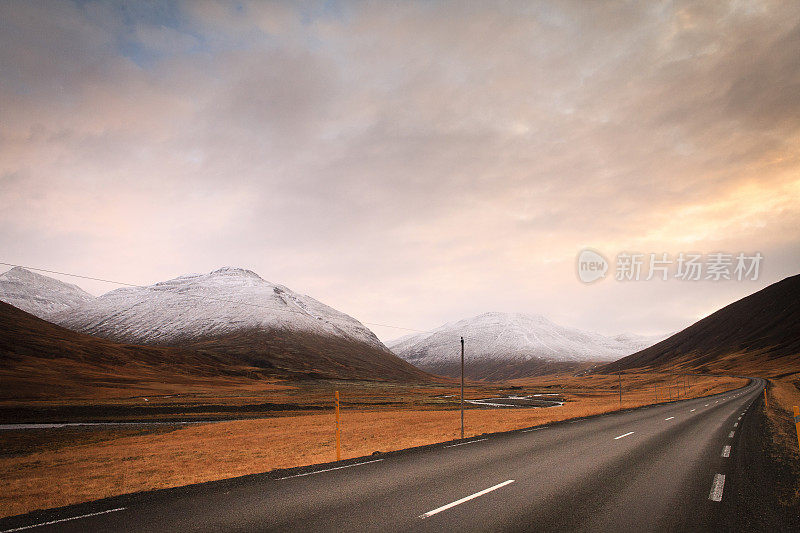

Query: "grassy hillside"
left=0, top=301, right=431, bottom=401
left=600, top=274, right=800, bottom=376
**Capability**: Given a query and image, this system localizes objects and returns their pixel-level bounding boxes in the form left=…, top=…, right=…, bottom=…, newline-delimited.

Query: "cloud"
left=0, top=0, right=798, bottom=340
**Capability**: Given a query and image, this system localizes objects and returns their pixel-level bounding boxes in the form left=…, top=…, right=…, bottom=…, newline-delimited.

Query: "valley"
left=0, top=266, right=797, bottom=526
left=0, top=372, right=743, bottom=518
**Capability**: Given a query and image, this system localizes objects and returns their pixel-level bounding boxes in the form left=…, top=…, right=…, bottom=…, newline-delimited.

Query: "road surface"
left=0, top=379, right=771, bottom=532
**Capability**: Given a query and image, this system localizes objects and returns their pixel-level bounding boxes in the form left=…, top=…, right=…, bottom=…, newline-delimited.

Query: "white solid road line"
left=614, top=431, right=635, bottom=440
left=445, top=438, right=488, bottom=448
left=722, top=445, right=731, bottom=458
left=709, top=474, right=726, bottom=502
left=277, top=459, right=384, bottom=480
left=0, top=508, right=126, bottom=533
left=522, top=427, right=546, bottom=433
left=729, top=431, right=736, bottom=438
left=664, top=417, right=675, bottom=421
left=419, top=480, right=515, bottom=519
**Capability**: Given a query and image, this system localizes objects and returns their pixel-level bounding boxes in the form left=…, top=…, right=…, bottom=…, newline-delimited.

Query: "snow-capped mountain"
left=52, top=267, right=387, bottom=350
left=0, top=267, right=95, bottom=319
left=388, top=312, right=665, bottom=378
left=2, top=266, right=427, bottom=381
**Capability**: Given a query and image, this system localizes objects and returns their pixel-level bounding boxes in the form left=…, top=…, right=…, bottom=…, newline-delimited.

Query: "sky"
left=1, top=0, right=799, bottom=342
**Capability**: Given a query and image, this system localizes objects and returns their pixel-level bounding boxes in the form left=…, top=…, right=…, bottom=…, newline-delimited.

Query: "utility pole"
left=460, top=336, right=465, bottom=439
left=618, top=373, right=622, bottom=408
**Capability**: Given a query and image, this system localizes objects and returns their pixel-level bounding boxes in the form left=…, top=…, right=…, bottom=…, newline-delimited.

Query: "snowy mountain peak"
left=149, top=267, right=265, bottom=289
left=388, top=311, right=666, bottom=377
left=1, top=266, right=59, bottom=285
left=51, top=267, right=387, bottom=351
left=431, top=312, right=557, bottom=341
left=2, top=266, right=33, bottom=280
left=471, top=311, right=554, bottom=327
left=208, top=267, right=264, bottom=280
left=0, top=267, right=95, bottom=319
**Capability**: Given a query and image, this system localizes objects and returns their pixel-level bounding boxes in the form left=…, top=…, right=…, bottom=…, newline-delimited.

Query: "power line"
left=0, top=262, right=141, bottom=287
left=0, top=261, right=433, bottom=334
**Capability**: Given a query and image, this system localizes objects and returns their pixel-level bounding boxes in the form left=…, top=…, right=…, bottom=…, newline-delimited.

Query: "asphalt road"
left=1, top=379, right=769, bottom=532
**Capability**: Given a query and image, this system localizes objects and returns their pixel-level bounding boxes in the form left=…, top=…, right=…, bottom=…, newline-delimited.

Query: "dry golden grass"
left=0, top=373, right=744, bottom=518
left=764, top=374, right=800, bottom=503
left=767, top=376, right=800, bottom=416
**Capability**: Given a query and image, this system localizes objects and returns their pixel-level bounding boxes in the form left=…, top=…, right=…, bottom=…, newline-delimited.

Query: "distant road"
left=1, top=379, right=772, bottom=532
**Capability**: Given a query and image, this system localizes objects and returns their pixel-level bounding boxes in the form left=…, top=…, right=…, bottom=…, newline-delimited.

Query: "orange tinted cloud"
left=0, top=1, right=798, bottom=339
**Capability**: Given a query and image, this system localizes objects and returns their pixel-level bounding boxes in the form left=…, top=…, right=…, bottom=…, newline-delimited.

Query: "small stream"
left=465, top=395, right=564, bottom=408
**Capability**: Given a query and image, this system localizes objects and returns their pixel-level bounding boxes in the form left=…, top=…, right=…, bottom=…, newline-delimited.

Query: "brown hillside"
left=0, top=301, right=432, bottom=400
left=182, top=328, right=431, bottom=382
left=600, top=274, right=800, bottom=376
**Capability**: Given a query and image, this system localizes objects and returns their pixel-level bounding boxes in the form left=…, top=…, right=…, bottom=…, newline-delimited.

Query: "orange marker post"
left=335, top=390, right=341, bottom=461
left=764, top=388, right=768, bottom=409
left=794, top=406, right=800, bottom=454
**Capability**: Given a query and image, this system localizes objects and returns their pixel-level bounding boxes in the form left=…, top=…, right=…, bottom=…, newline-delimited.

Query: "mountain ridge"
left=0, top=267, right=430, bottom=383
left=0, top=266, right=95, bottom=318
left=388, top=311, right=664, bottom=379
left=50, top=266, right=387, bottom=351
left=598, top=274, right=800, bottom=376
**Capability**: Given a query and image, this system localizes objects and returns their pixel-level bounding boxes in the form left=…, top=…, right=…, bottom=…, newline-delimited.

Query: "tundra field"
left=1, top=372, right=748, bottom=518
left=763, top=374, right=800, bottom=505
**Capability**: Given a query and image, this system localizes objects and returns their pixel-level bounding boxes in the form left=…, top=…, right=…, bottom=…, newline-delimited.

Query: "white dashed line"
left=722, top=445, right=731, bottom=458
left=0, top=508, right=126, bottom=532
left=419, top=480, right=515, bottom=519
left=690, top=409, right=696, bottom=412
left=709, top=474, right=726, bottom=501
left=446, top=438, right=488, bottom=448
left=733, top=422, right=738, bottom=428
left=277, top=459, right=383, bottom=479
left=614, top=431, right=635, bottom=440
left=729, top=431, right=735, bottom=438
left=705, top=404, right=709, bottom=407
left=664, top=417, right=675, bottom=421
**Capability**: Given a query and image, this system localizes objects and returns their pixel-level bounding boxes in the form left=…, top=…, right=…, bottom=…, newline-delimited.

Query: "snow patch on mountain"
left=51, top=267, right=387, bottom=350
left=0, top=267, right=95, bottom=319
left=388, top=312, right=665, bottom=365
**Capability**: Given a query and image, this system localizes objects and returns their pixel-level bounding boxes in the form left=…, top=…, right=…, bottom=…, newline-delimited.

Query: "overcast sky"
left=1, top=0, right=798, bottom=341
